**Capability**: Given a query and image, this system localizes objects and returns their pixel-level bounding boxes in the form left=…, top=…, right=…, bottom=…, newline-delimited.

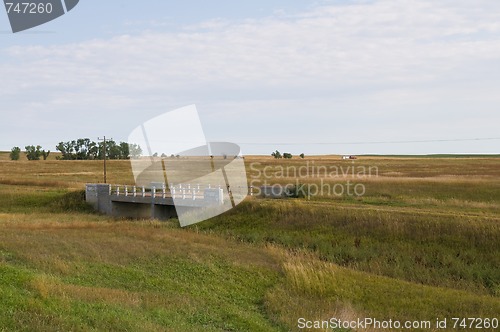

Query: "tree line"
left=9, top=139, right=142, bottom=161
left=271, top=150, right=305, bottom=159
left=10, top=146, right=50, bottom=161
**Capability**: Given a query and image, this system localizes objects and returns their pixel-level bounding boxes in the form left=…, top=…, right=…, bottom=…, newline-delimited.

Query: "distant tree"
left=25, top=145, right=42, bottom=160
left=96, top=139, right=124, bottom=160
left=300, top=153, right=305, bottom=159
left=128, top=144, right=142, bottom=159
left=56, top=138, right=135, bottom=160
left=88, top=142, right=99, bottom=159
left=56, top=141, right=76, bottom=160
left=119, top=142, right=131, bottom=159
left=74, top=138, right=98, bottom=160
left=103, top=140, right=120, bottom=160
left=283, top=153, right=293, bottom=159
left=75, top=139, right=88, bottom=160
left=41, top=150, right=50, bottom=160
left=271, top=150, right=282, bottom=159
left=10, top=147, right=21, bottom=160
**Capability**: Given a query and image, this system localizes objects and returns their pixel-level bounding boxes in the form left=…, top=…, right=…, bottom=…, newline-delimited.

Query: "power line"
left=236, top=137, right=500, bottom=146
left=1, top=137, right=498, bottom=151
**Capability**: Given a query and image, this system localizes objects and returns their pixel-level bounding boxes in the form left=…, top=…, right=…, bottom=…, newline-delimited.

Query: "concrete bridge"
left=85, top=183, right=252, bottom=220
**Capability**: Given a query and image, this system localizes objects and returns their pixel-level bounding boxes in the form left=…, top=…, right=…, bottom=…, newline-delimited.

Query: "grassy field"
left=0, top=155, right=499, bottom=331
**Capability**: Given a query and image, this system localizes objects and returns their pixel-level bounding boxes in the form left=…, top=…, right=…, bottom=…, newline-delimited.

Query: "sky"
left=1, top=0, right=499, bottom=155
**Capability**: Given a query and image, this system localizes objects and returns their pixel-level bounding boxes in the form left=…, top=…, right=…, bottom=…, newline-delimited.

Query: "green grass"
left=0, top=217, right=285, bottom=331
left=0, top=185, right=92, bottom=214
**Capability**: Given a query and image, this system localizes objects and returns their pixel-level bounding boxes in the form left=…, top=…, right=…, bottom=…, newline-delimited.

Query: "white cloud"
left=1, top=0, right=499, bottom=153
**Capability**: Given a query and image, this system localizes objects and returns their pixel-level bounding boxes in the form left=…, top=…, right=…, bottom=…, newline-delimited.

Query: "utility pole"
left=98, top=136, right=107, bottom=183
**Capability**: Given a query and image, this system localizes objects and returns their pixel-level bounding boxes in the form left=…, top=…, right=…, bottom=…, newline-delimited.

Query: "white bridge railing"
left=109, top=184, right=255, bottom=200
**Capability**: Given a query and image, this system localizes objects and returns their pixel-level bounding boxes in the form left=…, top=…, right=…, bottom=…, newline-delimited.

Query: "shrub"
left=50, top=190, right=94, bottom=213
left=271, top=150, right=282, bottom=159
left=25, top=145, right=42, bottom=161
left=284, top=183, right=310, bottom=198
left=10, top=147, right=21, bottom=160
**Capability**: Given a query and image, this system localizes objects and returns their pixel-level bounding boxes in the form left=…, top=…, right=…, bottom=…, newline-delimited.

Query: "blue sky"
left=1, top=0, right=500, bottom=155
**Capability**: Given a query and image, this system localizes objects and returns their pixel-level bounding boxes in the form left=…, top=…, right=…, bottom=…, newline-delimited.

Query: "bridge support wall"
left=85, top=184, right=178, bottom=220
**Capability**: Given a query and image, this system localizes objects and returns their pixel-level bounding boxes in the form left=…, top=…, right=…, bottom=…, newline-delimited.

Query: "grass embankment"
left=0, top=216, right=283, bottom=331
left=1, top=208, right=498, bottom=331
left=198, top=199, right=500, bottom=296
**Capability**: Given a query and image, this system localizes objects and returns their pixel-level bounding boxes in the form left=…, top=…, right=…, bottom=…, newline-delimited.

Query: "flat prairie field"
left=0, top=155, right=499, bottom=331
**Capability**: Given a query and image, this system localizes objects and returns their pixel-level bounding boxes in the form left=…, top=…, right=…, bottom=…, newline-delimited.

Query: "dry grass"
left=1, top=155, right=499, bottom=185
left=0, top=159, right=134, bottom=188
